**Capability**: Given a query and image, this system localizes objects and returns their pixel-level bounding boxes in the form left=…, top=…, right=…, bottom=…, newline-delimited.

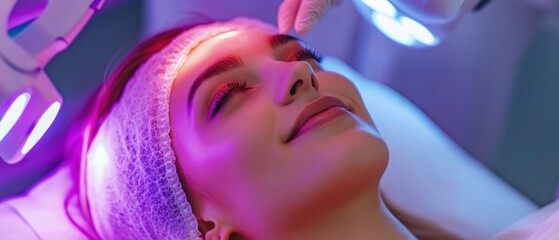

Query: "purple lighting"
left=21, top=101, right=61, bottom=154
left=0, top=92, right=30, bottom=142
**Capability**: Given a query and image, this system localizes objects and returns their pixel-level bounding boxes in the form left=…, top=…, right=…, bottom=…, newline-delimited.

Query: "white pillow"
left=0, top=163, right=91, bottom=240
left=322, top=56, right=538, bottom=239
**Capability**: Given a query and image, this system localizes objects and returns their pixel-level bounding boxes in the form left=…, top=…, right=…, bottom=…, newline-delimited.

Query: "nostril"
left=290, top=79, right=303, bottom=96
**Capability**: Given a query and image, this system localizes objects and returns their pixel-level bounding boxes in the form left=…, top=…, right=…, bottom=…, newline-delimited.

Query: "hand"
left=277, top=0, right=343, bottom=35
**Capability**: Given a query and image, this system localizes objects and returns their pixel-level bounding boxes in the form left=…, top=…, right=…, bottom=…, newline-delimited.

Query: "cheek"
left=181, top=99, right=287, bottom=212
left=317, top=72, right=375, bottom=125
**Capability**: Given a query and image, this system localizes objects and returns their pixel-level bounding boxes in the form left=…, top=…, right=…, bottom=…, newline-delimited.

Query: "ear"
left=194, top=197, right=243, bottom=239
left=198, top=218, right=238, bottom=240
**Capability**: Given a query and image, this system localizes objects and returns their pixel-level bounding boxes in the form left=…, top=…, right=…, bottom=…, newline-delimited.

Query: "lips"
left=286, top=96, right=348, bottom=143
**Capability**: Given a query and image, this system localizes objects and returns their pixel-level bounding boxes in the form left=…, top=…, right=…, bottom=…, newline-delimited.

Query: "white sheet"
left=0, top=163, right=91, bottom=239
left=0, top=56, right=542, bottom=240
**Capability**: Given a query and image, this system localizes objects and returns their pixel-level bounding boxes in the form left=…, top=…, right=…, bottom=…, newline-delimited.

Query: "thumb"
left=294, top=0, right=341, bottom=35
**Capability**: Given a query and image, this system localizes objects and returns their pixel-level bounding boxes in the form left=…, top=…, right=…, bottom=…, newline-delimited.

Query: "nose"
left=273, top=61, right=319, bottom=106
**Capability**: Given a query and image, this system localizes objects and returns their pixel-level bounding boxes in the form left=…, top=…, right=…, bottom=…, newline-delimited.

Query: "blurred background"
left=1, top=0, right=558, bottom=206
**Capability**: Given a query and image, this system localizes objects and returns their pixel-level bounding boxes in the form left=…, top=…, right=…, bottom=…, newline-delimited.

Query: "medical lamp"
left=354, top=0, right=492, bottom=47
left=0, top=0, right=104, bottom=164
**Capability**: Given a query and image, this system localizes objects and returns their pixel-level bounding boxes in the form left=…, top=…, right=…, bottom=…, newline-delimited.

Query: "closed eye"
left=209, top=80, right=250, bottom=118
left=295, top=48, right=323, bottom=63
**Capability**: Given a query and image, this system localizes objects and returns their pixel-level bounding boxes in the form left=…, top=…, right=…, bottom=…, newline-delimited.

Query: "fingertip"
left=294, top=0, right=335, bottom=35
left=277, top=17, right=293, bottom=34
left=278, top=25, right=291, bottom=34
left=294, top=21, right=314, bottom=35
left=294, top=27, right=309, bottom=35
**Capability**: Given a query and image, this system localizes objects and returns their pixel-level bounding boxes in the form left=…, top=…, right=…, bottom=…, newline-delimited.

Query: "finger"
left=278, top=0, right=303, bottom=34
left=294, top=0, right=337, bottom=35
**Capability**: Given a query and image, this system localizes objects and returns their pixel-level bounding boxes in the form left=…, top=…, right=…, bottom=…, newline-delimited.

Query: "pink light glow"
left=89, top=141, right=110, bottom=179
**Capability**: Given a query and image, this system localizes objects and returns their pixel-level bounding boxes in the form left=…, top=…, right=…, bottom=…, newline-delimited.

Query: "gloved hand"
left=277, top=0, right=343, bottom=35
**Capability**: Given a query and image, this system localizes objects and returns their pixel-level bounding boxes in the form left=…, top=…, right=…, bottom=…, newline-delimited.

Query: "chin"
left=316, top=114, right=388, bottom=179
left=292, top=114, right=389, bottom=187
left=310, top=125, right=388, bottom=194
left=328, top=127, right=388, bottom=202
left=280, top=126, right=388, bottom=225
left=334, top=126, right=389, bottom=182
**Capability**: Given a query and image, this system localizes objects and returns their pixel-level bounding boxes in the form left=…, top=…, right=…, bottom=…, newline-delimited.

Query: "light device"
left=354, top=0, right=492, bottom=47
left=0, top=0, right=104, bottom=164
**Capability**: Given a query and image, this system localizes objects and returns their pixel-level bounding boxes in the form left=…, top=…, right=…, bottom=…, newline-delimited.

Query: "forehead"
left=175, top=28, right=273, bottom=80
left=187, top=28, right=274, bottom=69
left=200, top=28, right=275, bottom=53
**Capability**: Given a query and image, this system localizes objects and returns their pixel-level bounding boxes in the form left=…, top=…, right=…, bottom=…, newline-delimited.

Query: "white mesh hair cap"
left=85, top=18, right=276, bottom=239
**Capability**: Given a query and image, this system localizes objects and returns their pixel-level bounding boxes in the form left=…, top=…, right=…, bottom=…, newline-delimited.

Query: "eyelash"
left=295, top=48, right=323, bottom=63
left=208, top=48, right=322, bottom=118
left=210, top=80, right=250, bottom=118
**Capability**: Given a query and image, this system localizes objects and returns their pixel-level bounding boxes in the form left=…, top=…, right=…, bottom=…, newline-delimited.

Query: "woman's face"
left=169, top=27, right=388, bottom=234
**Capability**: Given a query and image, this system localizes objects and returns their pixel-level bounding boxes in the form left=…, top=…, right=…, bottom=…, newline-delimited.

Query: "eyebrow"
left=187, top=55, right=244, bottom=109
left=186, top=34, right=301, bottom=111
left=268, top=34, right=301, bottom=49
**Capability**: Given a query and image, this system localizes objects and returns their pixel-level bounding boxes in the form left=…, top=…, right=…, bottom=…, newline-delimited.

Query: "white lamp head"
left=354, top=0, right=492, bottom=47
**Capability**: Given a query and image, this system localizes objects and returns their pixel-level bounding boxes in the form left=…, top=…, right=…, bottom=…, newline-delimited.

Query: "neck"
left=281, top=190, right=415, bottom=240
